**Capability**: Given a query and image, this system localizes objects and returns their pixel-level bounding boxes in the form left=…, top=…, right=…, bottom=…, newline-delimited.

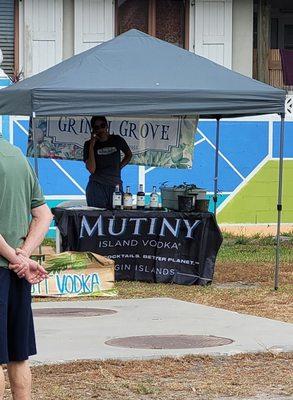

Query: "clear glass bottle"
left=136, top=184, right=145, bottom=210
left=112, top=184, right=122, bottom=210
left=123, top=186, right=133, bottom=210
left=150, top=185, right=159, bottom=210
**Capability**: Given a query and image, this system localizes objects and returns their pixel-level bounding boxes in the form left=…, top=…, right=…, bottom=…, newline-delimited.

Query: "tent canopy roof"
left=0, top=29, right=285, bottom=117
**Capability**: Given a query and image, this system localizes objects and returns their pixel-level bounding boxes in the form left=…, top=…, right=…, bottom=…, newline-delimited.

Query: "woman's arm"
left=119, top=137, right=133, bottom=169
left=120, top=149, right=133, bottom=169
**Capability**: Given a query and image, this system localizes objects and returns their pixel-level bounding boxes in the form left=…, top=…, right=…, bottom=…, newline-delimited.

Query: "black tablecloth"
left=52, top=208, right=223, bottom=286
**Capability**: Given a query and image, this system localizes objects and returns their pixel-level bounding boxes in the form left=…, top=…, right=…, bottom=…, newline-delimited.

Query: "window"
left=0, top=0, right=16, bottom=76
left=117, top=0, right=149, bottom=35
left=284, top=24, right=293, bottom=49
left=270, top=18, right=279, bottom=49
left=116, top=0, right=188, bottom=49
left=156, top=0, right=186, bottom=47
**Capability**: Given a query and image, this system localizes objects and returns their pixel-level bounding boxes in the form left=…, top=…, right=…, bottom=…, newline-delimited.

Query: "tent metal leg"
left=32, top=113, right=40, bottom=183
left=34, top=156, right=39, bottom=179
left=275, top=113, right=285, bottom=290
left=55, top=227, right=61, bottom=254
left=32, top=113, right=42, bottom=256
left=213, top=117, right=221, bottom=215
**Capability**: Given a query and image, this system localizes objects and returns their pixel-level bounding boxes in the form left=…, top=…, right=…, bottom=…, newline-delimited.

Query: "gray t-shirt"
left=83, top=135, right=130, bottom=185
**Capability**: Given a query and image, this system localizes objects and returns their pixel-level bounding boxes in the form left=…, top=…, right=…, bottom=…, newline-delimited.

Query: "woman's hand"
left=90, top=134, right=97, bottom=147
left=86, top=134, right=97, bottom=174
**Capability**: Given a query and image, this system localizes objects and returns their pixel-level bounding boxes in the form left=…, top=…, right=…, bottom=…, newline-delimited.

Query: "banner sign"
left=52, top=208, right=222, bottom=286
left=27, top=115, right=198, bottom=168
left=31, top=252, right=115, bottom=297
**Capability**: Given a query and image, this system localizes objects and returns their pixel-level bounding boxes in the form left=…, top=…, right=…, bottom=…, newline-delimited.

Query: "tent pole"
left=32, top=112, right=39, bottom=180
left=213, top=117, right=221, bottom=215
left=274, top=113, right=285, bottom=291
left=32, top=112, right=42, bottom=257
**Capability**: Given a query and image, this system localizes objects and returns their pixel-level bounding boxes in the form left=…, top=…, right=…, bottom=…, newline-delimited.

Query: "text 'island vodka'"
left=136, top=184, right=145, bottom=210
left=123, top=186, right=133, bottom=210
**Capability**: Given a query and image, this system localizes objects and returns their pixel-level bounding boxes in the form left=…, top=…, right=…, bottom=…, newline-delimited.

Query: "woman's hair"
left=90, top=116, right=108, bottom=129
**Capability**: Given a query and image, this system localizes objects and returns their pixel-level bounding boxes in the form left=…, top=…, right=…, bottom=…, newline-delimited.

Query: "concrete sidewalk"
left=31, top=298, right=293, bottom=364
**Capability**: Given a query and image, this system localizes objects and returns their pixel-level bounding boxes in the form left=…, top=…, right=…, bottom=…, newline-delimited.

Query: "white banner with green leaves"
left=27, top=115, right=198, bottom=168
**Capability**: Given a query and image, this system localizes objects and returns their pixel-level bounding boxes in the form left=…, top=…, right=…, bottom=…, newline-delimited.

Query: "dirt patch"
left=4, top=353, right=292, bottom=400
left=220, top=224, right=293, bottom=236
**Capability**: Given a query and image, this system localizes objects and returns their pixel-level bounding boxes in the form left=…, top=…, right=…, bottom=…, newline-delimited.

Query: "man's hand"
left=10, top=248, right=49, bottom=284
left=8, top=253, right=30, bottom=278
left=25, top=258, right=49, bottom=285
left=17, top=248, right=49, bottom=284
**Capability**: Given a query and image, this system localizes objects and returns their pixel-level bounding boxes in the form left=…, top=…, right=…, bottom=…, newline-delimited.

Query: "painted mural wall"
left=1, top=72, right=293, bottom=237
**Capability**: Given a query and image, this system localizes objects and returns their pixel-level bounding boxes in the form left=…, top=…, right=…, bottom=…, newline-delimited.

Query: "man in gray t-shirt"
left=0, top=136, right=53, bottom=399
left=83, top=116, right=132, bottom=209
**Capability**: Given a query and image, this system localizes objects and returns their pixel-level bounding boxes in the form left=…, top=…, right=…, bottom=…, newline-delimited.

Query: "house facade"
left=0, top=0, right=292, bottom=231
left=1, top=0, right=253, bottom=79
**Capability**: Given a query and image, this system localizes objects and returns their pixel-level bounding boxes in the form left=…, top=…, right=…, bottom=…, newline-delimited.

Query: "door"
left=74, top=0, right=114, bottom=54
left=189, top=0, right=232, bottom=68
left=24, top=0, right=63, bottom=77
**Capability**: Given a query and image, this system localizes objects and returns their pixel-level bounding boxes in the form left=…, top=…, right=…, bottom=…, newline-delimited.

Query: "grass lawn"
left=4, top=234, right=291, bottom=400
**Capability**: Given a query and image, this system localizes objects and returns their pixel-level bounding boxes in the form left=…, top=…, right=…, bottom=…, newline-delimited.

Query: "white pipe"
left=274, top=114, right=285, bottom=290
left=213, top=117, right=221, bottom=215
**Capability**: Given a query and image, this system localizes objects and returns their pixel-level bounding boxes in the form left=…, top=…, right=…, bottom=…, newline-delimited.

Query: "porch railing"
left=253, top=49, right=293, bottom=93
left=286, top=95, right=293, bottom=115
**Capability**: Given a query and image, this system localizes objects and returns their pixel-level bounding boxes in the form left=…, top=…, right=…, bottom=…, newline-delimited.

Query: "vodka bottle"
left=112, top=184, right=122, bottom=210
left=136, top=184, right=145, bottom=210
left=123, top=186, right=133, bottom=210
left=150, top=185, right=159, bottom=210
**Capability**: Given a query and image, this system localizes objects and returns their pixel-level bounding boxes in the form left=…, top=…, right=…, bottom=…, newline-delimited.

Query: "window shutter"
left=74, top=0, right=114, bottom=55
left=24, top=0, right=63, bottom=77
left=190, top=0, right=232, bottom=68
left=0, top=0, right=15, bottom=76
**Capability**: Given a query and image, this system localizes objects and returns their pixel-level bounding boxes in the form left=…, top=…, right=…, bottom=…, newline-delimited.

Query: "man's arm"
left=0, top=235, right=28, bottom=268
left=0, top=234, right=48, bottom=283
left=20, top=203, right=53, bottom=257
left=9, top=203, right=52, bottom=283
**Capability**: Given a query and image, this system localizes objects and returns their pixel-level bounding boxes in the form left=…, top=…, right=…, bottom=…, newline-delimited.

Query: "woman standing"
left=83, top=116, right=132, bottom=209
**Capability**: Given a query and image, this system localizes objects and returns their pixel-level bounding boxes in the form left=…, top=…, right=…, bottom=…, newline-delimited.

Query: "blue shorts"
left=0, top=268, right=36, bottom=364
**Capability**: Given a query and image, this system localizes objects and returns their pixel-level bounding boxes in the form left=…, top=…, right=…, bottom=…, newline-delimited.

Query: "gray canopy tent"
left=0, top=29, right=286, bottom=289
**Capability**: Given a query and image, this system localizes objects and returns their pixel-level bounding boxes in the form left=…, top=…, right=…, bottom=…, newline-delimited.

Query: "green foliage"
left=118, top=116, right=197, bottom=168
left=133, top=381, right=158, bottom=395
left=218, top=243, right=293, bottom=263
left=234, top=235, right=250, bottom=245
left=42, top=238, right=56, bottom=249
left=221, top=232, right=293, bottom=246
left=89, top=288, right=118, bottom=297
left=45, top=252, right=94, bottom=273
